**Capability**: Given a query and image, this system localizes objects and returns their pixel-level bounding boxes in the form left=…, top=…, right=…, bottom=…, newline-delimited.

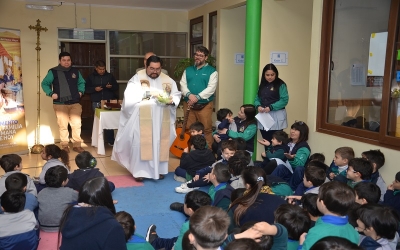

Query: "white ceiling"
left=20, top=0, right=214, bottom=10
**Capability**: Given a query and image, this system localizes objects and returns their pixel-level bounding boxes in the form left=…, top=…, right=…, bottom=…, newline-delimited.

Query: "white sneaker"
left=175, top=182, right=199, bottom=193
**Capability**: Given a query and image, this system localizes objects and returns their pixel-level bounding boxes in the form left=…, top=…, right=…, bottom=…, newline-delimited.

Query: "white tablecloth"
left=91, top=109, right=120, bottom=155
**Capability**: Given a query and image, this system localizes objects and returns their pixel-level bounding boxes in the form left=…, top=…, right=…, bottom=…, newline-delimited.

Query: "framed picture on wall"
left=190, top=16, right=203, bottom=55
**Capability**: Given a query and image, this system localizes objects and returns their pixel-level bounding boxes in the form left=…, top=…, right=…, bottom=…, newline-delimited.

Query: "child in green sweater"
left=299, top=181, right=359, bottom=250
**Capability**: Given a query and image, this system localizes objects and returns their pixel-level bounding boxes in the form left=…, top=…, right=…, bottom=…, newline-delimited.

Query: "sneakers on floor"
left=175, top=181, right=199, bottom=193
left=145, top=224, right=158, bottom=244
left=174, top=174, right=187, bottom=183
left=169, top=202, right=184, bottom=212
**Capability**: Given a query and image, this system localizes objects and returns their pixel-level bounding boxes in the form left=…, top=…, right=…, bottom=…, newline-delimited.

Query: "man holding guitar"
left=180, top=46, right=218, bottom=149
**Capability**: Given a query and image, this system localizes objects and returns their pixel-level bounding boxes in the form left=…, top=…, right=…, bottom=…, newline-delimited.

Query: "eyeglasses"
left=295, top=120, right=304, bottom=125
left=194, top=53, right=205, bottom=58
left=346, top=169, right=358, bottom=173
left=148, top=67, right=161, bottom=73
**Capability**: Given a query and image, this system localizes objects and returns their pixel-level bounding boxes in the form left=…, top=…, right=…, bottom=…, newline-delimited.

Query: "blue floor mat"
left=113, top=173, right=209, bottom=238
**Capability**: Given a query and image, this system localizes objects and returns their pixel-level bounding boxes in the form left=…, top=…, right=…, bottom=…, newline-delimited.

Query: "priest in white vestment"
left=112, top=56, right=181, bottom=180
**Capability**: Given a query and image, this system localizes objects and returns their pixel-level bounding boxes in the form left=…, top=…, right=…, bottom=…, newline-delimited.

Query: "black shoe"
left=170, top=202, right=184, bottom=212
left=145, top=224, right=158, bottom=244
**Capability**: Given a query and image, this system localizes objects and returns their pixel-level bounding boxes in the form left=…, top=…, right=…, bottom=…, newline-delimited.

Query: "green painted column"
left=244, top=0, right=262, bottom=160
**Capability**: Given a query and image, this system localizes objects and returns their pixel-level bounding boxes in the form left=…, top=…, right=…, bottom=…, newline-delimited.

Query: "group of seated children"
left=0, top=148, right=117, bottom=249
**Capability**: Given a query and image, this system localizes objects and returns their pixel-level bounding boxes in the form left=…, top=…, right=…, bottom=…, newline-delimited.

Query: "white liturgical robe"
left=112, top=70, right=181, bottom=179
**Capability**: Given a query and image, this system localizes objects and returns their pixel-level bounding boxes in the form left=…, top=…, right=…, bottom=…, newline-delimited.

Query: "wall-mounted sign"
left=270, top=51, right=288, bottom=65
left=235, top=53, right=244, bottom=65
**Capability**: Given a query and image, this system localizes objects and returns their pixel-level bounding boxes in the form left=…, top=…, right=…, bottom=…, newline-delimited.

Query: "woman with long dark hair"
left=255, top=63, right=289, bottom=145
left=271, top=121, right=311, bottom=190
left=58, top=177, right=126, bottom=250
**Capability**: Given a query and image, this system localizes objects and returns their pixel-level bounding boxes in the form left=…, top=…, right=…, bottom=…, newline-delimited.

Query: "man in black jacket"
left=85, top=60, right=119, bottom=146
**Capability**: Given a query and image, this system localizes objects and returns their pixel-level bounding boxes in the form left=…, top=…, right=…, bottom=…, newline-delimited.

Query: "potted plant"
left=173, top=55, right=216, bottom=79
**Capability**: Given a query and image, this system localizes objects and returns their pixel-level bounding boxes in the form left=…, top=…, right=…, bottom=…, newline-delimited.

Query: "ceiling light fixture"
left=26, top=4, right=54, bottom=11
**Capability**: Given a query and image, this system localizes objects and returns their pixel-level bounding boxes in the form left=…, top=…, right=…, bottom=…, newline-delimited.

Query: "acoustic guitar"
left=170, top=106, right=191, bottom=158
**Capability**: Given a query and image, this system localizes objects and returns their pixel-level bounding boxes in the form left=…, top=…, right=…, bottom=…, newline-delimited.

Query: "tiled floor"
left=0, top=142, right=181, bottom=178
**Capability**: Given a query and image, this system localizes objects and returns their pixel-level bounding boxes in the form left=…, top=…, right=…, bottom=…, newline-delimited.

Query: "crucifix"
left=29, top=19, right=48, bottom=154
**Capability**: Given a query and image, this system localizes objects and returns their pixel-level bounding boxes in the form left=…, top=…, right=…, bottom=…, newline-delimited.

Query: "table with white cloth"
left=91, top=108, right=120, bottom=155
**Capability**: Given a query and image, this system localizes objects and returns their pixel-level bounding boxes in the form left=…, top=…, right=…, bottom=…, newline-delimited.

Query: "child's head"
left=271, top=131, right=289, bottom=146
left=301, top=193, right=323, bottom=219
left=79, top=177, right=115, bottom=214
left=309, top=153, right=325, bottom=163
left=189, top=121, right=204, bottom=136
left=115, top=211, right=135, bottom=241
left=225, top=239, right=262, bottom=250
left=42, top=144, right=70, bottom=168
left=347, top=158, right=373, bottom=181
left=356, top=204, right=399, bottom=240
left=190, top=135, right=207, bottom=150
left=236, top=221, right=273, bottom=250
left=310, top=236, right=362, bottom=250
left=333, top=147, right=354, bottom=167
left=354, top=182, right=381, bottom=205
left=318, top=181, right=355, bottom=216
left=274, top=204, right=311, bottom=240
left=361, top=149, right=385, bottom=172
left=303, top=165, right=326, bottom=188
left=228, top=150, right=250, bottom=176
left=392, top=171, right=400, bottom=190
left=189, top=206, right=230, bottom=249
left=5, top=172, right=27, bottom=192
left=184, top=190, right=212, bottom=217
left=210, top=163, right=231, bottom=185
left=221, top=140, right=237, bottom=160
left=216, top=108, right=233, bottom=122
left=75, top=151, right=97, bottom=169
left=45, top=165, right=69, bottom=188
left=307, top=160, right=328, bottom=172
left=1, top=190, right=25, bottom=213
left=234, top=138, right=247, bottom=151
left=0, top=154, right=22, bottom=172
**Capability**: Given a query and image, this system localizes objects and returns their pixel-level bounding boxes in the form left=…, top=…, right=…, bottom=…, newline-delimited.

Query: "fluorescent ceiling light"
left=26, top=4, right=54, bottom=11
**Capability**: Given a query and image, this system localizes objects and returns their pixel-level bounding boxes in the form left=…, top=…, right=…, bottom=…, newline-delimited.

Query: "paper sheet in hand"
left=274, top=158, right=293, bottom=174
left=255, top=113, right=275, bottom=130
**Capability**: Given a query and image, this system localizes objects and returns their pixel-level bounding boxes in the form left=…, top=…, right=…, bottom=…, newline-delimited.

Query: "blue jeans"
left=92, top=102, right=115, bottom=145
left=174, top=167, right=188, bottom=179
left=271, top=164, right=305, bottom=191
left=151, top=236, right=178, bottom=250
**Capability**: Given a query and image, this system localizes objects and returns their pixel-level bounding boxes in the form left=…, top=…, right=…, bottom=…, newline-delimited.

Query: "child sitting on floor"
left=299, top=181, right=359, bottom=249
left=357, top=204, right=399, bottom=250
left=66, top=151, right=115, bottom=192
left=274, top=204, right=311, bottom=250
left=37, top=144, right=69, bottom=192
left=383, top=171, right=400, bottom=218
left=206, top=163, right=234, bottom=211
left=346, top=158, right=373, bottom=188
left=38, top=166, right=78, bottom=232
left=150, top=190, right=212, bottom=250
left=0, top=190, right=39, bottom=249
left=326, top=147, right=354, bottom=183
left=257, top=131, right=289, bottom=175
left=361, top=149, right=387, bottom=201
left=0, top=172, right=38, bottom=215
left=175, top=140, right=236, bottom=194
left=174, top=135, right=215, bottom=183
left=0, top=154, right=37, bottom=197
left=115, top=211, right=154, bottom=250
left=228, top=150, right=251, bottom=189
